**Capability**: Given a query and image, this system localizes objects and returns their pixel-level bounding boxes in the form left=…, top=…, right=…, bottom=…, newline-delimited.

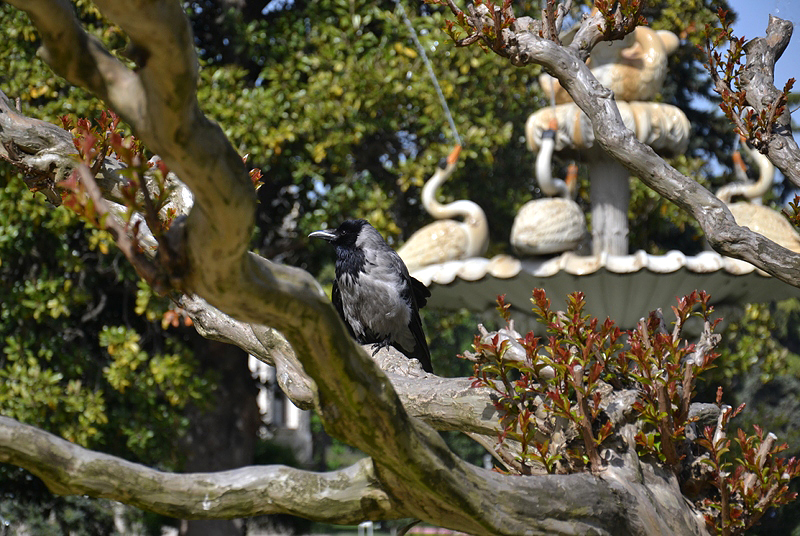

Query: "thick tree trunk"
left=179, top=339, right=260, bottom=536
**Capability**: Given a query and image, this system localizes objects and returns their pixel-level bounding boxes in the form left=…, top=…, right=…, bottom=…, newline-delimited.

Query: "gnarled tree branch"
left=739, top=15, right=800, bottom=186
left=0, top=416, right=403, bottom=523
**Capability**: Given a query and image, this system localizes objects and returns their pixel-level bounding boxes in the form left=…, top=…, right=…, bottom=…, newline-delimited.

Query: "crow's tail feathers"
left=410, top=276, right=431, bottom=309
left=406, top=312, right=433, bottom=373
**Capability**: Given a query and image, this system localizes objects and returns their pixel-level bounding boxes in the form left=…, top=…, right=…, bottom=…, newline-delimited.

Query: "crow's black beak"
left=308, top=229, right=337, bottom=242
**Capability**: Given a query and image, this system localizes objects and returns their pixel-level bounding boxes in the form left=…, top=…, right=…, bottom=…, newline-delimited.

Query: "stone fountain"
left=402, top=27, right=800, bottom=328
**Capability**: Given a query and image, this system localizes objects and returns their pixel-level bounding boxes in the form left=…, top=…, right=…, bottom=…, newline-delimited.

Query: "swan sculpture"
left=717, top=141, right=800, bottom=253
left=398, top=146, right=489, bottom=271
left=539, top=27, right=680, bottom=104
left=511, top=125, right=588, bottom=255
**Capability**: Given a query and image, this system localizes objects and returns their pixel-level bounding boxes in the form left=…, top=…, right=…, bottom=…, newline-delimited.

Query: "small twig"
left=679, top=358, right=694, bottom=424
left=474, top=434, right=530, bottom=475
left=553, top=0, right=572, bottom=36
left=136, top=164, right=164, bottom=240
left=656, top=383, right=680, bottom=469
left=681, top=319, right=719, bottom=422
left=455, top=31, right=482, bottom=47
left=397, top=520, right=421, bottom=536
left=712, top=404, right=732, bottom=534
left=637, top=318, right=652, bottom=352
left=90, top=137, right=108, bottom=176
left=743, top=432, right=777, bottom=493
left=713, top=405, right=731, bottom=446
left=444, top=0, right=462, bottom=18
left=79, top=292, right=107, bottom=323
left=670, top=312, right=682, bottom=344
left=572, top=366, right=602, bottom=472
left=541, top=0, right=559, bottom=42
left=492, top=5, right=503, bottom=51
left=748, top=481, right=784, bottom=528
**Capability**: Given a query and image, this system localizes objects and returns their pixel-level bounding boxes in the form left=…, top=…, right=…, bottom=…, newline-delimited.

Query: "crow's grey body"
left=309, top=219, right=432, bottom=373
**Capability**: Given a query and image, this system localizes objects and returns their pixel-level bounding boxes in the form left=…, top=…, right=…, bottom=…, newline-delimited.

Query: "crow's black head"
left=308, top=219, right=368, bottom=249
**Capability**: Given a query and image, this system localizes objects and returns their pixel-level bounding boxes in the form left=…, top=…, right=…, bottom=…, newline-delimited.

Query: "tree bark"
left=739, top=16, right=800, bottom=187
left=0, top=412, right=711, bottom=535
left=0, top=416, right=404, bottom=522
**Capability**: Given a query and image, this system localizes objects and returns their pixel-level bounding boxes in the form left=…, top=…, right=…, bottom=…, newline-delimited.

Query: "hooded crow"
left=309, top=219, right=433, bottom=373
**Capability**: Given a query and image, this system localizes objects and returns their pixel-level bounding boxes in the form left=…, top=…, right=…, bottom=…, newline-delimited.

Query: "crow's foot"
left=371, top=338, right=392, bottom=356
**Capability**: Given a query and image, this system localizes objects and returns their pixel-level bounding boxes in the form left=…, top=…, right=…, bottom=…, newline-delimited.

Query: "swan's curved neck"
left=422, top=162, right=460, bottom=219
left=717, top=144, right=775, bottom=203
left=536, top=132, right=570, bottom=198
left=421, top=164, right=488, bottom=231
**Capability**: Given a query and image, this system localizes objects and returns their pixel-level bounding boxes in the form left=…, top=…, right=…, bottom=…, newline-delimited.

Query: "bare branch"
left=553, top=0, right=572, bottom=36
left=572, top=366, right=603, bottom=472
left=743, top=432, right=777, bottom=493
left=739, top=16, right=800, bottom=186
left=0, top=90, right=75, bottom=204
left=541, top=1, right=560, bottom=44
left=441, top=6, right=800, bottom=285
left=0, top=416, right=403, bottom=522
left=179, top=294, right=318, bottom=410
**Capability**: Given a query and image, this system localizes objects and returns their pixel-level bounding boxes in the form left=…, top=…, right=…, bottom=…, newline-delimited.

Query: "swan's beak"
left=565, top=162, right=579, bottom=198
left=447, top=145, right=462, bottom=165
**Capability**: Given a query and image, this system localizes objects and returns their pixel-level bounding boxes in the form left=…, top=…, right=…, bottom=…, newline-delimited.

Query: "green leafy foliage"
left=193, top=1, right=542, bottom=261
left=3, top=0, right=740, bottom=266
left=57, top=109, right=190, bottom=262
left=0, top=175, right=108, bottom=447
left=0, top=94, right=218, bottom=527
left=626, top=292, right=720, bottom=465
left=0, top=493, right=121, bottom=536
left=7, top=0, right=795, bottom=532
left=427, top=0, right=738, bottom=256
left=467, top=292, right=625, bottom=472
left=0, top=167, right=212, bottom=458
left=467, top=290, right=718, bottom=473
left=789, top=195, right=800, bottom=227
left=99, top=325, right=211, bottom=460
left=713, top=303, right=800, bottom=386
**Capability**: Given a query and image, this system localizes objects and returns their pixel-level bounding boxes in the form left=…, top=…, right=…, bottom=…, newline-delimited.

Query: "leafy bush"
left=465, top=289, right=800, bottom=534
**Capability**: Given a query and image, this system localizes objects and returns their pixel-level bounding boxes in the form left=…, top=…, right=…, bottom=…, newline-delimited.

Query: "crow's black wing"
left=331, top=281, right=356, bottom=339
left=381, top=249, right=432, bottom=372
left=406, top=307, right=433, bottom=373
left=384, top=247, right=429, bottom=309
left=398, top=274, right=433, bottom=373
